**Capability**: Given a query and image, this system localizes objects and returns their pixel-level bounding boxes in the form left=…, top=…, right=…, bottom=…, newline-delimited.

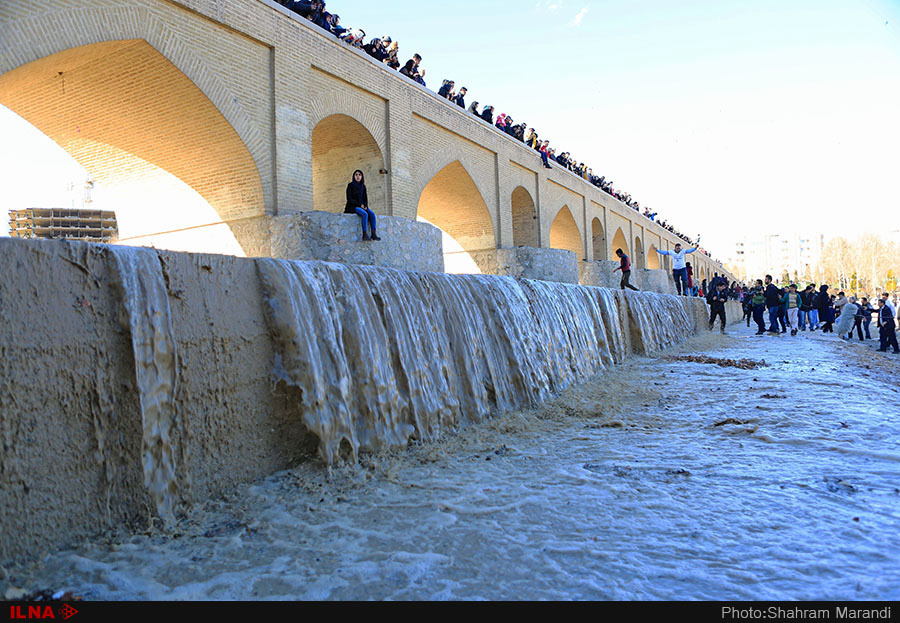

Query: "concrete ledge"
left=470, top=247, right=578, bottom=284
left=230, top=211, right=444, bottom=273
left=641, top=269, right=677, bottom=295
left=579, top=262, right=678, bottom=295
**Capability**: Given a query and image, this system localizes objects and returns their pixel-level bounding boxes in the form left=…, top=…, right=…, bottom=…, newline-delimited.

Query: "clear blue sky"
left=3, top=0, right=899, bottom=259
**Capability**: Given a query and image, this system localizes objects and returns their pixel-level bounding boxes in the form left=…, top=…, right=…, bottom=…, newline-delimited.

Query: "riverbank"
left=5, top=322, right=898, bottom=600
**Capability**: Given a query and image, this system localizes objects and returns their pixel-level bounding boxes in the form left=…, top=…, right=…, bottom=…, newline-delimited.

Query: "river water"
left=9, top=322, right=900, bottom=600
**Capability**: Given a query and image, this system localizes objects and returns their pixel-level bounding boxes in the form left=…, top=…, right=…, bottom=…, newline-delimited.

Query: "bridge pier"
left=229, top=212, right=444, bottom=273
left=470, top=247, right=578, bottom=284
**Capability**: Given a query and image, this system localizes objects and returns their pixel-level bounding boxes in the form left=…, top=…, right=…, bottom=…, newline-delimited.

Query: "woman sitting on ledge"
left=345, top=169, right=380, bottom=241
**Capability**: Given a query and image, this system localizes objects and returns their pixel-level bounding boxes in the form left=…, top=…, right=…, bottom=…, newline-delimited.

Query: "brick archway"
left=591, top=217, right=606, bottom=261
left=312, top=114, right=386, bottom=215
left=612, top=228, right=630, bottom=259
left=0, top=6, right=272, bottom=213
left=511, top=186, right=538, bottom=247
left=417, top=160, right=495, bottom=255
left=648, top=244, right=661, bottom=269
left=0, top=40, right=265, bottom=233
left=633, top=236, right=645, bottom=269
left=549, top=205, right=584, bottom=260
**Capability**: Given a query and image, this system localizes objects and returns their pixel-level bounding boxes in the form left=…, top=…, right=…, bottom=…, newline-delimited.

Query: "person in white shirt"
left=655, top=243, right=698, bottom=296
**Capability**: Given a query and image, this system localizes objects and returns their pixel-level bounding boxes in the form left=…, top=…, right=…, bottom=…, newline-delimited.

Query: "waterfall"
left=103, top=249, right=704, bottom=485
left=256, top=259, right=703, bottom=465
left=109, top=246, right=179, bottom=524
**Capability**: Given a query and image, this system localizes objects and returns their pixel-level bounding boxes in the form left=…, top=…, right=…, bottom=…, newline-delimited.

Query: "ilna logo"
left=8, top=605, right=78, bottom=620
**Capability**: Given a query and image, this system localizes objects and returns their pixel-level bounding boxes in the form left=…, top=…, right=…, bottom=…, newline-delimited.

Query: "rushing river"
left=7, top=322, right=899, bottom=600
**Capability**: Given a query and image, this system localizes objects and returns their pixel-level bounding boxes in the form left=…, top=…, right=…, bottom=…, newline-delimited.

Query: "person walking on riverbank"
left=782, top=284, right=802, bottom=336
left=764, top=275, right=782, bottom=334
left=707, top=281, right=729, bottom=334
left=836, top=296, right=859, bottom=339
left=877, top=298, right=899, bottom=353
left=655, top=243, right=697, bottom=296
left=614, top=248, right=639, bottom=291
left=816, top=285, right=835, bottom=333
left=858, top=297, right=875, bottom=340
left=750, top=279, right=767, bottom=335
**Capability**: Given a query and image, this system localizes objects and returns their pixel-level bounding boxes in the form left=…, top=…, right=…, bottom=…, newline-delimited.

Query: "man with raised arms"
left=655, top=242, right=698, bottom=296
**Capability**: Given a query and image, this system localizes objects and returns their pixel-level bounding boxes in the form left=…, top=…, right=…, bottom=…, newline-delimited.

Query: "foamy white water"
left=10, top=323, right=900, bottom=600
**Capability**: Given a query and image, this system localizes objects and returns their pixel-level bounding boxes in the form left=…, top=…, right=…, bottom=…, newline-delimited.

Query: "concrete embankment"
left=0, top=237, right=715, bottom=564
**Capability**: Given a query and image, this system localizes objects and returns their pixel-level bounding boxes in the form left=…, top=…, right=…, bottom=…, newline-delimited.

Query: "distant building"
left=729, top=232, right=825, bottom=284
left=8, top=208, right=118, bottom=242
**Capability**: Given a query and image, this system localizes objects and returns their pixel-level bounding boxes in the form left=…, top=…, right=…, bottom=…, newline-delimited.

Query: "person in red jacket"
left=614, top=248, right=639, bottom=291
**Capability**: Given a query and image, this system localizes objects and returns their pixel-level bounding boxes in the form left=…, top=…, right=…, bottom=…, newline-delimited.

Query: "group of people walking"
left=739, top=277, right=899, bottom=353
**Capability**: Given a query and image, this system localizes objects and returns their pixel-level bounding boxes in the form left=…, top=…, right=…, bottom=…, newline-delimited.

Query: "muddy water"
left=255, top=259, right=701, bottom=464
left=8, top=324, right=899, bottom=600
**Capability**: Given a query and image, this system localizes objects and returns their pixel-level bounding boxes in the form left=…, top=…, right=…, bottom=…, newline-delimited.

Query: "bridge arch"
left=611, top=227, right=630, bottom=259
left=312, top=114, right=386, bottom=215
left=417, top=160, right=495, bottom=271
left=591, top=217, right=606, bottom=261
left=0, top=39, right=266, bottom=252
left=648, top=244, right=661, bottom=269
left=0, top=8, right=270, bottom=210
left=633, top=236, right=645, bottom=269
left=511, top=186, right=538, bottom=247
left=549, top=205, right=584, bottom=260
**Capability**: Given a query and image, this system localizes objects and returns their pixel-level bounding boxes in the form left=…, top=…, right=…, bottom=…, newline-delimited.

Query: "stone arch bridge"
left=0, top=0, right=732, bottom=288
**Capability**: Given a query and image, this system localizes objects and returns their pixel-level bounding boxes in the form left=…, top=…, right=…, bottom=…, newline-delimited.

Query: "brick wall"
left=0, top=0, right=734, bottom=281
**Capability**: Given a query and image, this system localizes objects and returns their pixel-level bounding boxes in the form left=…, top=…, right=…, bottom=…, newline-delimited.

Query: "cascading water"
left=102, top=249, right=706, bottom=506
left=109, top=246, right=179, bottom=524
left=256, top=258, right=704, bottom=465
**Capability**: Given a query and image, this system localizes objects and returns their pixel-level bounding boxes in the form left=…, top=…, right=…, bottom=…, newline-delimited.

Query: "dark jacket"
left=764, top=284, right=781, bottom=308
left=345, top=182, right=368, bottom=213
left=815, top=290, right=834, bottom=321
left=800, top=289, right=814, bottom=311
left=453, top=94, right=465, bottom=108
left=707, top=288, right=728, bottom=311
left=480, top=107, right=493, bottom=123
left=363, top=40, right=385, bottom=61
left=289, top=0, right=315, bottom=18
left=400, top=59, right=417, bottom=78
left=437, top=83, right=453, bottom=98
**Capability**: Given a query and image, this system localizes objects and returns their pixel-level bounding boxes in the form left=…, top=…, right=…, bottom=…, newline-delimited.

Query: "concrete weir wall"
left=0, top=238, right=713, bottom=564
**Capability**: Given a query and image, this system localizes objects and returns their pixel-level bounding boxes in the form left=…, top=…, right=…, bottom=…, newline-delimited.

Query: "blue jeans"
left=768, top=307, right=779, bottom=332
left=753, top=305, right=766, bottom=332
left=672, top=268, right=689, bottom=295
left=798, top=310, right=808, bottom=330
left=354, top=207, right=376, bottom=234
left=808, top=308, right=819, bottom=329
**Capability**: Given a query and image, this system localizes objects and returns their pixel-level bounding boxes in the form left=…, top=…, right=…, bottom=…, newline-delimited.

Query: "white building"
left=729, top=232, right=825, bottom=284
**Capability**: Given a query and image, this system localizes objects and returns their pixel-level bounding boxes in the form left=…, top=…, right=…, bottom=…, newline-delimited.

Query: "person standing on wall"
left=655, top=242, right=697, bottom=296
left=345, top=169, right=380, bottom=241
left=614, top=248, right=640, bottom=291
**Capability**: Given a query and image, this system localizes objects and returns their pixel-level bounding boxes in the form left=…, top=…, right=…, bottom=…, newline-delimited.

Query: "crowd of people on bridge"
left=276, top=0, right=720, bottom=264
